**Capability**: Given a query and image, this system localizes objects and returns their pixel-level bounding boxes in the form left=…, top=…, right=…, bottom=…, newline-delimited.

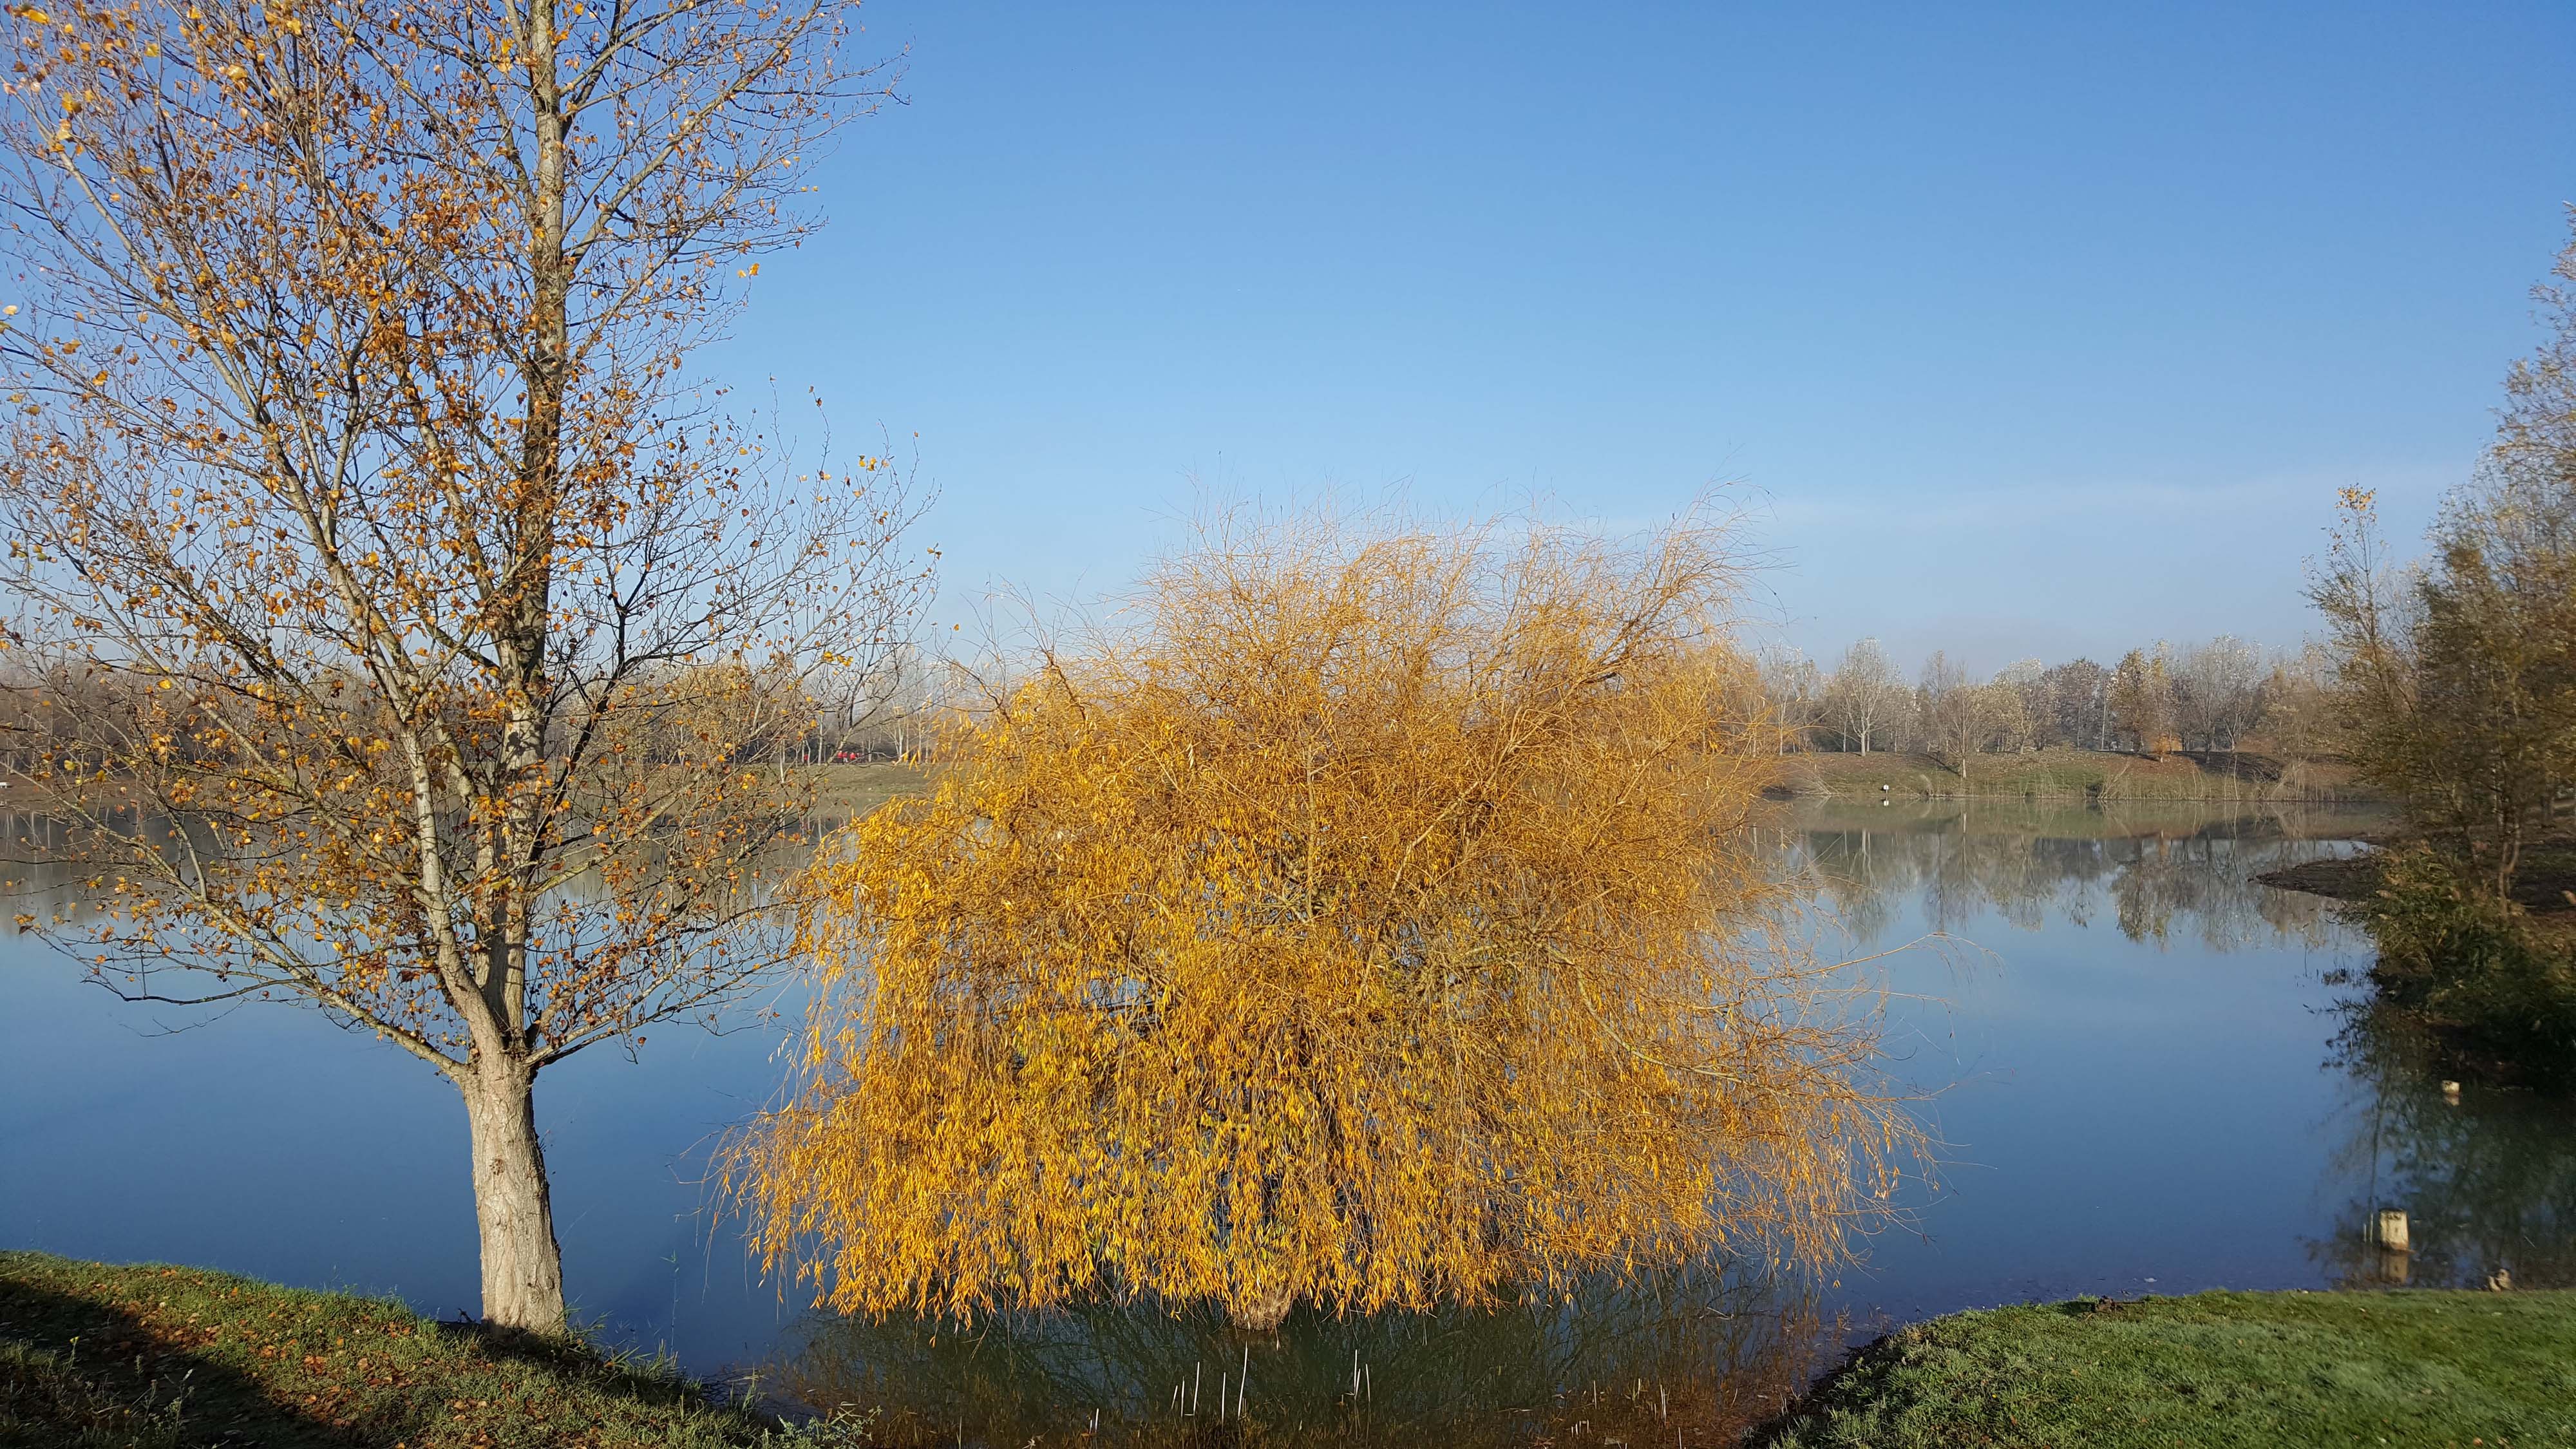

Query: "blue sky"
left=710, top=1, right=2576, bottom=674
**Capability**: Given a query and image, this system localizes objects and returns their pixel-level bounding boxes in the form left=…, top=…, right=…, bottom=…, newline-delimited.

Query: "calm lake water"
left=8, top=797, right=2573, bottom=1444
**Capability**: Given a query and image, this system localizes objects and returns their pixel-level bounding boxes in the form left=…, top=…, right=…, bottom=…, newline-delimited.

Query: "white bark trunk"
left=463, top=1060, right=567, bottom=1334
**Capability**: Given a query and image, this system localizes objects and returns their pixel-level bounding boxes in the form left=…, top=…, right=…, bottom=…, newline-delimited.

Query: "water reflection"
left=2310, top=1003, right=2576, bottom=1290
left=1786, top=800, right=2378, bottom=950
left=19, top=795, right=2576, bottom=1441
left=766, top=1269, right=1837, bottom=1447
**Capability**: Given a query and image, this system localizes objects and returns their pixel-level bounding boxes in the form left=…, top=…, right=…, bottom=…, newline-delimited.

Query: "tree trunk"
left=1228, top=1282, right=1294, bottom=1333
left=462, top=1059, right=567, bottom=1334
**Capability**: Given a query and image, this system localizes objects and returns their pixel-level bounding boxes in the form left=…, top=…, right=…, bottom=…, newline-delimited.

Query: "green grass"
left=1781, top=747, right=2378, bottom=802
left=1754, top=1289, right=2576, bottom=1448
left=0, top=1252, right=867, bottom=1448
left=17, top=1258, right=2571, bottom=1448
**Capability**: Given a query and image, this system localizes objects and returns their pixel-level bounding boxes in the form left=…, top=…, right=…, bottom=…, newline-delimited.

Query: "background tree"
left=2108, top=648, right=2177, bottom=756
left=2304, top=218, right=2576, bottom=1073
left=739, top=509, right=1918, bottom=1331
left=827, top=643, right=946, bottom=764
left=2308, top=215, right=2576, bottom=896
left=2314, top=489, right=2567, bottom=895
left=1995, top=656, right=2049, bottom=750
left=0, top=0, right=920, bottom=1332
left=2039, top=658, right=2112, bottom=750
left=2251, top=645, right=2340, bottom=783
left=1757, top=645, right=1824, bottom=753
left=1916, top=654, right=2016, bottom=781
left=2440, top=213, right=2576, bottom=864
left=2171, top=635, right=2266, bottom=752
left=1765, top=636, right=2343, bottom=766
left=1822, top=638, right=1906, bottom=755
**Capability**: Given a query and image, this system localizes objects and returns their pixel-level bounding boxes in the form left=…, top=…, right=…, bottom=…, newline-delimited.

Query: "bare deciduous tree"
left=2041, top=658, right=2114, bottom=751
left=2172, top=636, right=2266, bottom=752
left=1994, top=657, right=2048, bottom=752
left=1823, top=638, right=1906, bottom=755
left=1757, top=645, right=1824, bottom=753
left=1916, top=653, right=2015, bottom=781
left=0, top=0, right=922, bottom=1332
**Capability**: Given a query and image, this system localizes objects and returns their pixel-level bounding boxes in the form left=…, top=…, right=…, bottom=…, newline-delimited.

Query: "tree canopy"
left=2311, top=215, right=2576, bottom=896
left=741, top=509, right=1917, bottom=1330
left=0, top=0, right=922, bottom=1332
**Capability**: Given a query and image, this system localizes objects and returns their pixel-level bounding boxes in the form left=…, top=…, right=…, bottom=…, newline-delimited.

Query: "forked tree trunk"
left=462, top=1058, right=567, bottom=1334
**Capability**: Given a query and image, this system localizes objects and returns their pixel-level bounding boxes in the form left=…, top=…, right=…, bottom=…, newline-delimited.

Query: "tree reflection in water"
left=1783, top=799, right=2380, bottom=951
left=762, top=1267, right=1838, bottom=1446
left=2309, top=1003, right=2576, bottom=1290
left=748, top=802, right=2424, bottom=1444
left=1783, top=799, right=2576, bottom=1301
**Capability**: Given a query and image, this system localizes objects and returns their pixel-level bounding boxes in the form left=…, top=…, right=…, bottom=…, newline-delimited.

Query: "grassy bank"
left=808, top=761, right=931, bottom=817
left=1783, top=795, right=2394, bottom=842
left=1754, top=1289, right=2576, bottom=1448
left=1779, top=747, right=2376, bottom=802
left=17, top=1256, right=2572, bottom=1449
left=0, top=1253, right=847, bottom=1448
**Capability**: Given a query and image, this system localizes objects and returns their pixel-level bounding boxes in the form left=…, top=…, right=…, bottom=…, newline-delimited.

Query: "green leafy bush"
left=2354, top=846, right=2576, bottom=1074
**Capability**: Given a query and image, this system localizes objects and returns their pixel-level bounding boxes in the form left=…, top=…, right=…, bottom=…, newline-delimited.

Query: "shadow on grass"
left=0, top=1260, right=773, bottom=1448
left=0, top=1273, right=355, bottom=1446
left=2184, top=751, right=2288, bottom=786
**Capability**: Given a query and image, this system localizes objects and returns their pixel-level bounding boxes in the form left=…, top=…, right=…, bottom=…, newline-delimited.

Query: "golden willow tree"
left=0, top=0, right=922, bottom=1332
left=741, top=510, right=1918, bottom=1331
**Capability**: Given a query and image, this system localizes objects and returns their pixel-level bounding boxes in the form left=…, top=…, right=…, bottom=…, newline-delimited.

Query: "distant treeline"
left=0, top=644, right=950, bottom=782
left=1756, top=636, right=2329, bottom=765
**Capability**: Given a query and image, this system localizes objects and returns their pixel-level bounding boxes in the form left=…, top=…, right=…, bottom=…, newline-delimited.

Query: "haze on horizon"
left=710, top=1, right=2576, bottom=676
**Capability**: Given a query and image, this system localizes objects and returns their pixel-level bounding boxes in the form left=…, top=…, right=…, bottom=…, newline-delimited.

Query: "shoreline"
left=1748, top=1288, right=2576, bottom=1447
left=1773, top=747, right=2380, bottom=804
left=0, top=1251, right=827, bottom=1448
left=14, top=1253, right=2570, bottom=1448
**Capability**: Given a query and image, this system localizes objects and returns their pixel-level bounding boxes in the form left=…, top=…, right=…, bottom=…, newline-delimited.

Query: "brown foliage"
left=0, top=0, right=922, bottom=1331
left=2311, top=210, right=2576, bottom=896
left=740, top=509, right=1918, bottom=1329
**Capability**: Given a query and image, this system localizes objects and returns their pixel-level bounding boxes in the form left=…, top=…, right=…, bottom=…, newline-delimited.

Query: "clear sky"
left=708, top=1, right=2576, bottom=675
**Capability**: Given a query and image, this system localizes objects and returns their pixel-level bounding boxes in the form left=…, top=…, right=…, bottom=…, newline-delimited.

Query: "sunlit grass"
left=1786, top=746, right=2377, bottom=802
left=1755, top=1289, right=2576, bottom=1448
